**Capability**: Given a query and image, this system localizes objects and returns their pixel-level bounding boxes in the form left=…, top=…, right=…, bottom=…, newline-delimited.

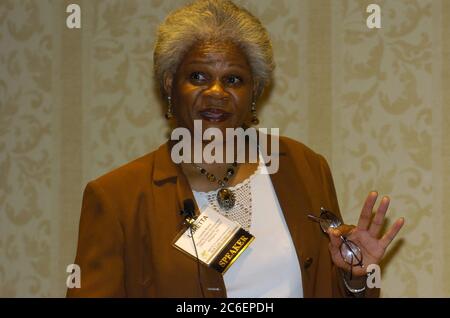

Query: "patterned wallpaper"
left=0, top=0, right=55, bottom=296
left=332, top=0, right=437, bottom=297
left=0, top=0, right=448, bottom=297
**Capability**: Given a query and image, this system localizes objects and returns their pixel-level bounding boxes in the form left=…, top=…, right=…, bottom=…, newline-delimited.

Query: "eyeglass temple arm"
left=307, top=214, right=322, bottom=222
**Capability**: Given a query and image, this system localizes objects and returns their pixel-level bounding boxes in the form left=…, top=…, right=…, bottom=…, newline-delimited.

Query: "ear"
left=163, top=72, right=174, bottom=97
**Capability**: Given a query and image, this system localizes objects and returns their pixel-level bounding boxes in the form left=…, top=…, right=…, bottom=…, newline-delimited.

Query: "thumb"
left=333, top=224, right=356, bottom=237
left=327, top=228, right=343, bottom=247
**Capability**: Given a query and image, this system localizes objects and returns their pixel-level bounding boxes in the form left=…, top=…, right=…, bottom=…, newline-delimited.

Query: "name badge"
left=173, top=206, right=254, bottom=274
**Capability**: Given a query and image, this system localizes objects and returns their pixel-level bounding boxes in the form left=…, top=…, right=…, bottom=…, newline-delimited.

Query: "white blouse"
left=192, top=158, right=303, bottom=298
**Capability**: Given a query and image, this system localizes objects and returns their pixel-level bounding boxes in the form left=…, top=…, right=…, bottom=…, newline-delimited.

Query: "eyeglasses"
left=308, top=208, right=363, bottom=278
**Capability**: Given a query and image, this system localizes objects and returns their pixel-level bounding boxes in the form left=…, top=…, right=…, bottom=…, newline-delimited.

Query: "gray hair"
left=153, top=0, right=274, bottom=98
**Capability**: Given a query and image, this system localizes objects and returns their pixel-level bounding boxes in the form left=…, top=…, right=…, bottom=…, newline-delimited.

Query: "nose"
left=204, top=79, right=228, bottom=101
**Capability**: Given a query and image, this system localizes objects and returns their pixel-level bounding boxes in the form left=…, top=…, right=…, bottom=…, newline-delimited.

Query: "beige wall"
left=0, top=0, right=448, bottom=297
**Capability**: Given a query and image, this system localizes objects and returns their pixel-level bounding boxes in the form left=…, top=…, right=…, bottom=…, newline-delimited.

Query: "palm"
left=327, top=192, right=405, bottom=277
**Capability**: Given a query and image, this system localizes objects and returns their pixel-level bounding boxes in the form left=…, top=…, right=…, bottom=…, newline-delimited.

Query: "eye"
left=225, top=75, right=243, bottom=86
left=189, top=72, right=207, bottom=84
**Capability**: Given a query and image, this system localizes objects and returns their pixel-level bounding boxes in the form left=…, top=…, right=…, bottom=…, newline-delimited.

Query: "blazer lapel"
left=175, top=162, right=228, bottom=298
left=268, top=138, right=321, bottom=297
left=152, top=142, right=227, bottom=298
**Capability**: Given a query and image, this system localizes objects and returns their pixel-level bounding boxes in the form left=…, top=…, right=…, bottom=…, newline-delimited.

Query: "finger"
left=327, top=232, right=347, bottom=268
left=328, top=242, right=348, bottom=269
left=327, top=228, right=343, bottom=247
left=380, top=217, right=405, bottom=250
left=368, top=196, right=390, bottom=237
left=357, top=191, right=378, bottom=230
left=334, top=224, right=356, bottom=237
left=328, top=242, right=344, bottom=266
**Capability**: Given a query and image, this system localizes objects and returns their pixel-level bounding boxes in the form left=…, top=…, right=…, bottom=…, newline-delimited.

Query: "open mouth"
left=198, top=108, right=232, bottom=122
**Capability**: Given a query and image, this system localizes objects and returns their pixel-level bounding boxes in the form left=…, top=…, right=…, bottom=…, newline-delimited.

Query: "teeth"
left=203, top=113, right=223, bottom=118
left=203, top=109, right=224, bottom=113
left=201, top=110, right=227, bottom=115
left=200, top=110, right=230, bottom=121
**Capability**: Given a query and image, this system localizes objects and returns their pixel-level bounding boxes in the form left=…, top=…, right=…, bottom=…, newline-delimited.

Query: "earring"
left=251, top=101, right=259, bottom=125
left=165, top=96, right=174, bottom=120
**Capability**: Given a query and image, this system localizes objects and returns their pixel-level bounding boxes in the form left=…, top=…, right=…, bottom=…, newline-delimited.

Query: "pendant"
left=217, top=188, right=235, bottom=211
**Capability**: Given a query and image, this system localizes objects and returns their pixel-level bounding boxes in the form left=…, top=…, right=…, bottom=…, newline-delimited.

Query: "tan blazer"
left=67, top=136, right=377, bottom=298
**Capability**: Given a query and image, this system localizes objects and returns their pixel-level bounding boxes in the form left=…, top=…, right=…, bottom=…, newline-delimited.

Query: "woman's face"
left=165, top=41, right=255, bottom=136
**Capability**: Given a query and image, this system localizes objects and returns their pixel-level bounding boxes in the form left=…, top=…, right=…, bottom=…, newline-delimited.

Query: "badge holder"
left=172, top=206, right=254, bottom=274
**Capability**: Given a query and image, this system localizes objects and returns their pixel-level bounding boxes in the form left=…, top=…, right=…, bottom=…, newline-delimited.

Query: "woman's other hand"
left=327, top=191, right=405, bottom=277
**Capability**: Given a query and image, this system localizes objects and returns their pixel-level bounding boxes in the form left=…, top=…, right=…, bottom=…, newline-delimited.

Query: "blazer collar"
left=153, top=141, right=179, bottom=184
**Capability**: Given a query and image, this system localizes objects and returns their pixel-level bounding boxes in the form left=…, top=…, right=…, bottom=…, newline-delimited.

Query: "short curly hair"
left=153, top=0, right=274, bottom=98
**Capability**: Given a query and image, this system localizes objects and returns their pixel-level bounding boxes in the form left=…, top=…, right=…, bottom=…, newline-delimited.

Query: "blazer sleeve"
left=318, top=155, right=380, bottom=298
left=66, top=180, right=126, bottom=297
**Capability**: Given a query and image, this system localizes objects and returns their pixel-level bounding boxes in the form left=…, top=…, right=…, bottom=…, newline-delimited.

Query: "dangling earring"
left=165, top=96, right=174, bottom=120
left=251, top=101, right=259, bottom=125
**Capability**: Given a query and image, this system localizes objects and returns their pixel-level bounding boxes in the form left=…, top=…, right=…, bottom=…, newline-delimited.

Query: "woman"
left=67, top=0, right=404, bottom=298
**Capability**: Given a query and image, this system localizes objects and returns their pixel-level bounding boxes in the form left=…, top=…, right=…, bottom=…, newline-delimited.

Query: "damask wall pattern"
left=0, top=0, right=449, bottom=297
left=332, top=0, right=437, bottom=297
left=441, top=0, right=450, bottom=297
left=0, top=0, right=56, bottom=296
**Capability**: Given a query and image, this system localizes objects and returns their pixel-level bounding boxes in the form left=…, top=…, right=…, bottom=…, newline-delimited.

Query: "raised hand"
left=327, top=191, right=405, bottom=277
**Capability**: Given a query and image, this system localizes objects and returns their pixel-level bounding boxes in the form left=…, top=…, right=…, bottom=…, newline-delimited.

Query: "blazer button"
left=304, top=257, right=313, bottom=269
